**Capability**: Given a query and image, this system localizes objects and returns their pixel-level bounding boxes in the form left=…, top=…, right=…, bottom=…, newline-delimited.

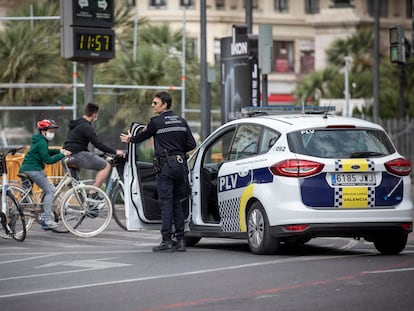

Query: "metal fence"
left=376, top=118, right=414, bottom=171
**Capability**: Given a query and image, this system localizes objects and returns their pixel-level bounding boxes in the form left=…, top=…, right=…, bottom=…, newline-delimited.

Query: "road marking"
left=35, top=257, right=131, bottom=269
left=0, top=253, right=365, bottom=299
left=0, top=254, right=57, bottom=265
left=362, top=267, right=414, bottom=274
left=0, top=258, right=132, bottom=282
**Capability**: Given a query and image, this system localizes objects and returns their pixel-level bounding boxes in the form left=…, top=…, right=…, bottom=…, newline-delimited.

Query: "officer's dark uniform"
left=129, top=110, right=196, bottom=248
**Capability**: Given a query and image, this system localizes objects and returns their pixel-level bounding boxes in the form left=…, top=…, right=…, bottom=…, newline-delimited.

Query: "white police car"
left=123, top=106, right=413, bottom=255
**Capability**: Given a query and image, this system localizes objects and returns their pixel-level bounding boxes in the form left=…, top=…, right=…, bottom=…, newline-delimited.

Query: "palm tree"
left=95, top=23, right=202, bottom=136
left=295, top=27, right=405, bottom=118
left=0, top=0, right=70, bottom=129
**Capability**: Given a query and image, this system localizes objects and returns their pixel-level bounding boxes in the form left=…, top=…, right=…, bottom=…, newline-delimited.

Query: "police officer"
left=120, top=91, right=196, bottom=252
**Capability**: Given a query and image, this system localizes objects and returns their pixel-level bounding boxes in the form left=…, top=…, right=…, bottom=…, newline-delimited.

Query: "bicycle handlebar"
left=1, top=145, right=26, bottom=156
left=95, top=151, right=128, bottom=167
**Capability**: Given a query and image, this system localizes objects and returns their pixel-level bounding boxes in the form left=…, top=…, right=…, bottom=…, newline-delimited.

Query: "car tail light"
left=401, top=223, right=412, bottom=231
left=269, top=159, right=324, bottom=177
left=284, top=224, right=309, bottom=232
left=384, top=158, right=411, bottom=176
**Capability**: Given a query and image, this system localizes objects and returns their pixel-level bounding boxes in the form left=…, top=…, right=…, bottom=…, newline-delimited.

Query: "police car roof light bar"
left=241, top=105, right=336, bottom=117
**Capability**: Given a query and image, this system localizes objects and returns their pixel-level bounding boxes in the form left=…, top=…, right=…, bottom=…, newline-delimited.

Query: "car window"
left=228, top=124, right=261, bottom=161
left=288, top=128, right=395, bottom=158
left=135, top=128, right=154, bottom=163
left=204, top=128, right=236, bottom=165
left=259, top=127, right=281, bottom=154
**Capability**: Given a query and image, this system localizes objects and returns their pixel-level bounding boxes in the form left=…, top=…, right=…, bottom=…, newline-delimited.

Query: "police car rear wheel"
left=373, top=231, right=408, bottom=255
left=247, top=202, right=279, bottom=254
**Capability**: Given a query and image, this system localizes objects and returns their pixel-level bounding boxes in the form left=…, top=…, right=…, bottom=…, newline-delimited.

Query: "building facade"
left=0, top=0, right=412, bottom=103
left=136, top=0, right=412, bottom=102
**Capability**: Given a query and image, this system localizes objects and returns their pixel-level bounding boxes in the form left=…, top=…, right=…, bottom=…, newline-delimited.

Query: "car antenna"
left=323, top=100, right=334, bottom=119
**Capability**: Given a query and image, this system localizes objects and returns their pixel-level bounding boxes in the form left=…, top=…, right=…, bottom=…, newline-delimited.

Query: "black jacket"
left=63, top=117, right=116, bottom=154
left=130, top=110, right=196, bottom=157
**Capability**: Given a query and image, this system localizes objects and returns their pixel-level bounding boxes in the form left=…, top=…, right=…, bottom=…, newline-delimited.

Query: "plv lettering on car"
left=219, top=174, right=238, bottom=192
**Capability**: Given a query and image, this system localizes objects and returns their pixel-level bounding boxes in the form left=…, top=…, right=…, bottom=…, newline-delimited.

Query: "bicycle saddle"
left=17, top=172, right=29, bottom=179
left=66, top=157, right=80, bottom=169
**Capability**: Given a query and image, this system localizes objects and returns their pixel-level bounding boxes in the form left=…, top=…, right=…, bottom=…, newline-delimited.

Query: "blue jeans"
left=156, top=160, right=189, bottom=241
left=23, top=170, right=55, bottom=220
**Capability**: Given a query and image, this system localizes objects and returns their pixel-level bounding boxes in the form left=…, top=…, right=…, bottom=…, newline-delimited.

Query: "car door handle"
left=238, top=169, right=249, bottom=177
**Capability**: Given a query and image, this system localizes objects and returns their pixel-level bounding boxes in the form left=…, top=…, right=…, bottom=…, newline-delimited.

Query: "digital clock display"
left=70, top=27, right=115, bottom=61
left=76, top=32, right=113, bottom=52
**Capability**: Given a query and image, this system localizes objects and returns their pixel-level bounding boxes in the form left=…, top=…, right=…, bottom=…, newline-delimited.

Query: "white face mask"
left=44, top=132, right=55, bottom=141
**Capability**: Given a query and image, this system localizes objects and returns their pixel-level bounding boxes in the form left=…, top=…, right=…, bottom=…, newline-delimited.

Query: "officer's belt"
left=159, top=154, right=184, bottom=164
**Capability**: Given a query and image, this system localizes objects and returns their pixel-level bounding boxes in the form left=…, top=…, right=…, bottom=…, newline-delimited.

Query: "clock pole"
left=60, top=0, right=115, bottom=107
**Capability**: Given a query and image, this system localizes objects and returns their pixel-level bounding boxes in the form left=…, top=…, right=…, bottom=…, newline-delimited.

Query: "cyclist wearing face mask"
left=19, top=119, right=72, bottom=230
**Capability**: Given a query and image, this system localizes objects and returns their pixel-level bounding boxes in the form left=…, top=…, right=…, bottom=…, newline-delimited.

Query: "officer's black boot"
left=152, top=240, right=174, bottom=252
left=173, top=239, right=186, bottom=252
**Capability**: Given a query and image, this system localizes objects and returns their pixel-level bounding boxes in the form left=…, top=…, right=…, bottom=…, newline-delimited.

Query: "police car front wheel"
left=247, top=202, right=279, bottom=255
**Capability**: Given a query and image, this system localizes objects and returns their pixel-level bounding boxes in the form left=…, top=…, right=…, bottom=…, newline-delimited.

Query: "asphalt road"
left=1, top=220, right=414, bottom=311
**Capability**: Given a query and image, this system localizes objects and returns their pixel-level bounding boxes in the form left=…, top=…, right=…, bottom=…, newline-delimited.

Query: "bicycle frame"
left=102, top=153, right=128, bottom=231
left=106, top=162, right=120, bottom=195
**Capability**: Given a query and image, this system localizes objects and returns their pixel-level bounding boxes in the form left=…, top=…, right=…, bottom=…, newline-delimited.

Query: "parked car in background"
left=123, top=106, right=413, bottom=255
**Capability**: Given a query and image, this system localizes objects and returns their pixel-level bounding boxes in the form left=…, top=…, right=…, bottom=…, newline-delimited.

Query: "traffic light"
left=389, top=26, right=410, bottom=64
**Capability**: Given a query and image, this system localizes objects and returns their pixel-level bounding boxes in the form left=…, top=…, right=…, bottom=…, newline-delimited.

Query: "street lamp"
left=344, top=56, right=352, bottom=117
left=180, top=1, right=192, bottom=118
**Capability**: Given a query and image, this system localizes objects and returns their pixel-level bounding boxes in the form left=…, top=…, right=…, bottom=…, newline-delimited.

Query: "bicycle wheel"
left=110, top=182, right=127, bottom=231
left=60, top=184, right=112, bottom=237
left=0, top=191, right=26, bottom=241
left=8, top=185, right=35, bottom=232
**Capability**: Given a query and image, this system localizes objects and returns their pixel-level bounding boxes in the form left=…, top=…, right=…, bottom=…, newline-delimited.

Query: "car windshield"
left=287, top=128, right=395, bottom=158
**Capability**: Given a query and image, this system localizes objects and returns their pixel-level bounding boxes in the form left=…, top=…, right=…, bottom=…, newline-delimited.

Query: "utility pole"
left=200, top=0, right=208, bottom=140
left=373, top=0, right=380, bottom=123
left=245, top=0, right=252, bottom=34
left=344, top=56, right=351, bottom=117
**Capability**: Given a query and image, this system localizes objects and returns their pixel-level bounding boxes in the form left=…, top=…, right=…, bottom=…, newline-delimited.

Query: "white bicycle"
left=10, top=157, right=112, bottom=238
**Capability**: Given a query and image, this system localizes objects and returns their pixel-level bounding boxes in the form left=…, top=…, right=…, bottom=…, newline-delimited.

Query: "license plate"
left=331, top=173, right=376, bottom=186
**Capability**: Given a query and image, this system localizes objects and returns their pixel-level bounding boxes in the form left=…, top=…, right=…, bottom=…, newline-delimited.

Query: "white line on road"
left=35, top=257, right=132, bottom=269
left=0, top=254, right=57, bottom=265
left=0, top=253, right=365, bottom=299
left=362, top=267, right=414, bottom=274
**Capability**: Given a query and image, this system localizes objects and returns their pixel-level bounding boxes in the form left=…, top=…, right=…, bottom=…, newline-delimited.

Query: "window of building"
left=274, top=41, right=294, bottom=73
left=407, top=0, right=412, bottom=18
left=274, top=0, right=289, bottom=13
left=305, top=0, right=319, bottom=14
left=299, top=40, right=315, bottom=74
left=215, top=0, right=225, bottom=9
left=149, top=0, right=166, bottom=7
left=367, top=0, right=388, bottom=17
left=180, top=0, right=193, bottom=7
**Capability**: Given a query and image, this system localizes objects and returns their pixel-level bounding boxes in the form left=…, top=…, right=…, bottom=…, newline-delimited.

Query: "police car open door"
left=123, top=122, right=190, bottom=230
